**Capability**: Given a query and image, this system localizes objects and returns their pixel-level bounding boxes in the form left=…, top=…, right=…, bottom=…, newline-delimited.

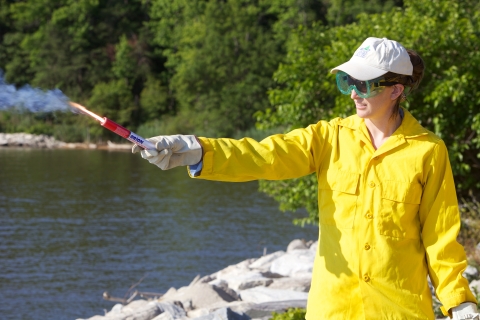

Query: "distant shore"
left=0, top=132, right=132, bottom=150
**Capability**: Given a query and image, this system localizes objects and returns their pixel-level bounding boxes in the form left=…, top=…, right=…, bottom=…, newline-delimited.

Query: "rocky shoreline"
left=79, top=239, right=315, bottom=320
left=0, top=132, right=132, bottom=150
left=77, top=239, right=480, bottom=320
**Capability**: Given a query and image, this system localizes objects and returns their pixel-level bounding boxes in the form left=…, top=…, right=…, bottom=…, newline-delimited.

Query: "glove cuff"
left=191, top=135, right=203, bottom=165
left=452, top=302, right=479, bottom=320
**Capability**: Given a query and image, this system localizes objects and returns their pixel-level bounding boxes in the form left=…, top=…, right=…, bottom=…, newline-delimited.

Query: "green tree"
left=1, top=0, right=406, bottom=139
left=146, top=0, right=406, bottom=137
left=149, top=0, right=286, bottom=136
left=0, top=0, right=168, bottom=137
left=326, top=0, right=404, bottom=26
left=257, top=0, right=480, bottom=225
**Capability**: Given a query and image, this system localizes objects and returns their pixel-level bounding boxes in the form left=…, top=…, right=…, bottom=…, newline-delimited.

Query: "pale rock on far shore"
left=0, top=132, right=132, bottom=150
left=0, top=133, right=66, bottom=148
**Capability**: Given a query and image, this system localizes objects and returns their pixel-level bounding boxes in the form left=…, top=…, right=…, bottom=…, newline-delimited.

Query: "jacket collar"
left=396, top=108, right=430, bottom=138
left=338, top=107, right=429, bottom=139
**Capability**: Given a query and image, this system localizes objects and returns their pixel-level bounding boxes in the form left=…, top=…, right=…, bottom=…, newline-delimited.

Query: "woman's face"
left=351, top=84, right=403, bottom=121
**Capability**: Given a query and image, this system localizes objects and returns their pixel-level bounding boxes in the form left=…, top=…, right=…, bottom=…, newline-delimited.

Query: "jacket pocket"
left=378, top=180, right=423, bottom=239
left=318, top=169, right=360, bottom=229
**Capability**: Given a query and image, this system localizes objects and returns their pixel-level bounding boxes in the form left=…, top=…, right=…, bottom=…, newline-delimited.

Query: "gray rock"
left=270, top=249, right=314, bottom=277
left=156, top=302, right=187, bottom=319
left=189, top=274, right=202, bottom=287
left=151, top=313, right=174, bottom=320
left=199, top=274, right=217, bottom=284
left=212, top=280, right=240, bottom=300
left=250, top=300, right=308, bottom=311
left=239, top=287, right=308, bottom=304
left=215, top=259, right=256, bottom=279
left=248, top=251, right=285, bottom=271
left=470, top=279, right=480, bottom=293
left=286, top=239, right=308, bottom=252
left=309, top=241, right=318, bottom=254
left=187, top=300, right=256, bottom=318
left=463, top=265, right=479, bottom=281
left=211, top=271, right=273, bottom=291
left=85, top=300, right=168, bottom=320
left=267, top=277, right=311, bottom=292
left=117, top=300, right=149, bottom=314
left=0, top=133, right=64, bottom=148
left=191, top=307, right=250, bottom=320
left=161, top=283, right=237, bottom=311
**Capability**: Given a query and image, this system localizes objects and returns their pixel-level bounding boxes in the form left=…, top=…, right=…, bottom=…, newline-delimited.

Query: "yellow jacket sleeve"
left=419, top=141, right=477, bottom=315
left=191, top=121, right=333, bottom=182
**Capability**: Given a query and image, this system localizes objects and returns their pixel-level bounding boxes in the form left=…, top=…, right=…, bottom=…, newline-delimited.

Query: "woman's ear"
left=391, top=84, right=405, bottom=101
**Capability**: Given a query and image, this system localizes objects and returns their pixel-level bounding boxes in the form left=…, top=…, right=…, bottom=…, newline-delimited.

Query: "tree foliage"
left=0, top=0, right=401, bottom=140
left=147, top=0, right=323, bottom=136
left=0, top=0, right=163, bottom=138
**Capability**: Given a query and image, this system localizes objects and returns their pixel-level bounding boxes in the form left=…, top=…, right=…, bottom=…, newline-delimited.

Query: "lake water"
left=0, top=148, right=318, bottom=320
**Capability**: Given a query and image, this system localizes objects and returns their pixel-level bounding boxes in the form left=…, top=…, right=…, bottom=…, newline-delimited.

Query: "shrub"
left=270, top=308, right=306, bottom=320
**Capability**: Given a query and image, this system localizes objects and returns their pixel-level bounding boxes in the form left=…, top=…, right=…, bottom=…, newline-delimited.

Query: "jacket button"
left=365, top=212, right=373, bottom=219
left=369, top=181, right=376, bottom=188
left=364, top=243, right=371, bottom=250
left=363, top=274, right=370, bottom=282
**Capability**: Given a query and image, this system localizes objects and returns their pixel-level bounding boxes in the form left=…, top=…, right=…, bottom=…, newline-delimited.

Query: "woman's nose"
left=350, top=88, right=359, bottom=99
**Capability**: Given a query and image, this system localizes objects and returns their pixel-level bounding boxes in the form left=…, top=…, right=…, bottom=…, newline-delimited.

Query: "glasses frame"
left=336, top=71, right=400, bottom=98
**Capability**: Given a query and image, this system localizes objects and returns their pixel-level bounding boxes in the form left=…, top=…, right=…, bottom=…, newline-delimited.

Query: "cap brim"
left=330, top=60, right=387, bottom=81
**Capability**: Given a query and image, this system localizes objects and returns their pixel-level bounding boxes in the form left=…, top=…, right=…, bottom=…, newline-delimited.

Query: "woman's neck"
left=365, top=112, right=402, bottom=150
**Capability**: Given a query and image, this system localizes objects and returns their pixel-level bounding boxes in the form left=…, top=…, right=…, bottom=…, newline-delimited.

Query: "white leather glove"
left=452, top=302, right=480, bottom=320
left=132, top=135, right=202, bottom=170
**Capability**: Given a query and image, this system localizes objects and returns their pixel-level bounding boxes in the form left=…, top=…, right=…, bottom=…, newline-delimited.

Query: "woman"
left=133, top=37, right=478, bottom=319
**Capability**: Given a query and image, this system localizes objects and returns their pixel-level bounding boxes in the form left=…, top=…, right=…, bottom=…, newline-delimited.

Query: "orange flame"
left=69, top=102, right=104, bottom=122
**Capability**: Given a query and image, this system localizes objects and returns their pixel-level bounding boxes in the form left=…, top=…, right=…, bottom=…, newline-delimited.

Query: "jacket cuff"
left=188, top=137, right=214, bottom=178
left=439, top=290, right=477, bottom=316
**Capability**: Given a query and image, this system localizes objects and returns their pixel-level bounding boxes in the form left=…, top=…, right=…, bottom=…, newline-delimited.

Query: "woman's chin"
left=355, top=106, right=369, bottom=118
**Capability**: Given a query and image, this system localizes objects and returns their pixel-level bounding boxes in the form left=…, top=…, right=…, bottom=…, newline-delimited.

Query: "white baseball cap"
left=330, top=37, right=413, bottom=80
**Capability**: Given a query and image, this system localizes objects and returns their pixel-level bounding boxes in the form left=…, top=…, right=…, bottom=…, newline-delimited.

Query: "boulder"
left=151, top=313, right=174, bottom=320
left=81, top=301, right=184, bottom=320
left=286, top=239, right=308, bottom=252
left=463, top=265, right=479, bottom=281
left=117, top=300, right=149, bottom=314
left=270, top=250, right=314, bottom=277
left=210, top=271, right=273, bottom=291
left=248, top=251, right=285, bottom=271
left=238, top=287, right=308, bottom=304
left=186, top=300, right=255, bottom=318
left=267, top=277, right=311, bottom=292
left=469, top=279, right=480, bottom=292
left=309, top=241, right=318, bottom=254
left=191, top=307, right=250, bottom=320
left=214, top=259, right=256, bottom=279
left=211, top=280, right=240, bottom=300
left=160, top=283, right=238, bottom=311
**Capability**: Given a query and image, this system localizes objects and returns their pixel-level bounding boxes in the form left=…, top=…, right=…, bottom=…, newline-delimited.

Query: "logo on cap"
left=354, top=45, right=370, bottom=58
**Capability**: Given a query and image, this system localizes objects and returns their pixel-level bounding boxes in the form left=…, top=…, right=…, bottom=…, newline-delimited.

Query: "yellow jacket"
left=192, top=108, right=476, bottom=319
